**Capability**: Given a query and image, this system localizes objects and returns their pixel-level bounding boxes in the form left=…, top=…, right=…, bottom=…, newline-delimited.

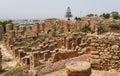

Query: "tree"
left=86, top=13, right=94, bottom=17
left=65, top=7, right=73, bottom=20
left=74, top=17, right=81, bottom=30
left=74, top=17, right=78, bottom=21
left=102, top=13, right=110, bottom=19
left=111, top=11, right=119, bottom=16
left=74, top=17, right=81, bottom=21
left=113, top=14, right=120, bottom=19
left=111, top=11, right=120, bottom=19
left=95, top=14, right=98, bottom=17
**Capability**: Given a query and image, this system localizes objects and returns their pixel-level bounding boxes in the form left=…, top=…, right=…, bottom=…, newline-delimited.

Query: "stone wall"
left=90, top=33, right=120, bottom=71
left=0, top=25, right=4, bottom=35
left=6, top=24, right=13, bottom=33
left=32, top=23, right=40, bottom=34
left=0, top=48, right=2, bottom=70
left=52, top=50, right=79, bottom=62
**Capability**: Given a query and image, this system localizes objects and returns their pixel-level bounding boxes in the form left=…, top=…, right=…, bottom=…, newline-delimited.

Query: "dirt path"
left=0, top=44, right=17, bottom=70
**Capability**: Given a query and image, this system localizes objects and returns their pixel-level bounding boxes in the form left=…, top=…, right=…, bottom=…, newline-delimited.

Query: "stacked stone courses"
left=90, top=33, right=120, bottom=71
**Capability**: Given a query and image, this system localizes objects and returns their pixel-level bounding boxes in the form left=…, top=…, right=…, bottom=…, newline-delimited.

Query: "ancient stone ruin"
left=0, top=48, right=2, bottom=71
left=90, top=33, right=120, bottom=71
left=0, top=18, right=120, bottom=76
left=65, top=61, right=91, bottom=76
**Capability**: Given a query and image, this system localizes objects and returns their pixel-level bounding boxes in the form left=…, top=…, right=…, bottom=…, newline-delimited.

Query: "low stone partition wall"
left=90, top=33, right=120, bottom=71
left=0, top=48, right=2, bottom=71
left=52, top=50, right=79, bottom=62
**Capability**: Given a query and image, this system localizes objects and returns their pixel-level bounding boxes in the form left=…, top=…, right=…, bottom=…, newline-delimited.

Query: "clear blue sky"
left=0, top=0, right=120, bottom=19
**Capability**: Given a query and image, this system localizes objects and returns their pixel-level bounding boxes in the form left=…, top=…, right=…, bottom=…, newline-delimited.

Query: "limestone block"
left=90, top=59, right=101, bottom=65
left=65, top=61, right=91, bottom=76
left=90, top=55, right=100, bottom=59
left=91, top=51, right=99, bottom=55
left=112, top=56, right=119, bottom=60
left=111, top=45, right=119, bottom=50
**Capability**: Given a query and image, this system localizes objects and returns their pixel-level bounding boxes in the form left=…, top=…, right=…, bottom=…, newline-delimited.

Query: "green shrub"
left=113, top=15, right=120, bottom=19
left=91, top=30, right=95, bottom=34
left=52, top=24, right=57, bottom=31
left=47, top=29, right=51, bottom=34
left=22, top=27, right=26, bottom=34
left=74, top=29, right=81, bottom=33
left=59, top=29, right=64, bottom=34
left=4, top=68, right=29, bottom=76
left=15, top=62, right=21, bottom=67
left=111, top=11, right=120, bottom=19
left=109, top=24, right=120, bottom=30
left=29, top=71, right=34, bottom=76
left=80, top=25, right=91, bottom=33
left=0, top=36, right=2, bottom=41
left=97, top=25, right=105, bottom=34
left=39, top=36, right=45, bottom=42
left=24, top=38, right=32, bottom=43
left=74, top=25, right=91, bottom=33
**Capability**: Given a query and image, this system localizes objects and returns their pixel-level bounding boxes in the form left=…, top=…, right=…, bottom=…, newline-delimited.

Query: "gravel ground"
left=0, top=43, right=17, bottom=76
left=44, top=69, right=120, bottom=76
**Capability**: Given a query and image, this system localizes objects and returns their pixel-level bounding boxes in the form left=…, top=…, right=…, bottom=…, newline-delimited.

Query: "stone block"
left=65, top=61, right=91, bottom=76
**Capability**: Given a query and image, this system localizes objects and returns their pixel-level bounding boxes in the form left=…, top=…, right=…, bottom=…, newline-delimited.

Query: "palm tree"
left=65, top=7, right=73, bottom=20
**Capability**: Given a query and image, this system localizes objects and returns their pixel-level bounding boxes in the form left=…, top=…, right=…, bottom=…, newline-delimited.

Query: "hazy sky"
left=0, top=0, right=120, bottom=19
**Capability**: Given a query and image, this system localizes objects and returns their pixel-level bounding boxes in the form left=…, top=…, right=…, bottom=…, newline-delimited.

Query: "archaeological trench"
left=0, top=18, right=120, bottom=76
